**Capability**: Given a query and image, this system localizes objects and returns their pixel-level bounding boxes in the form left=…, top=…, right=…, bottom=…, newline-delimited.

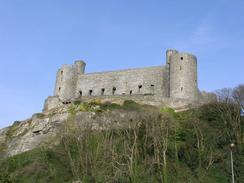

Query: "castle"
left=43, top=49, right=215, bottom=112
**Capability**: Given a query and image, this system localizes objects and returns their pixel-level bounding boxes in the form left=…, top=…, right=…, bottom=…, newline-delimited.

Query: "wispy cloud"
left=173, top=17, right=218, bottom=53
left=190, top=18, right=215, bottom=47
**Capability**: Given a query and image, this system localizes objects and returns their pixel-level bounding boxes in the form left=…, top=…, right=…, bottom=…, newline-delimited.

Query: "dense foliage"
left=0, top=100, right=243, bottom=183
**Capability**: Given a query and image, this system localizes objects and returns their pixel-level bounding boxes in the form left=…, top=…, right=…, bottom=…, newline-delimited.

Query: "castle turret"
left=169, top=52, right=198, bottom=101
left=75, top=60, right=86, bottom=75
left=54, top=60, right=86, bottom=102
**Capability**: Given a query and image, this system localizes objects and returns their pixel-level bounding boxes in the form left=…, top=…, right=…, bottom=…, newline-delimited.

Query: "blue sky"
left=0, top=0, right=243, bottom=128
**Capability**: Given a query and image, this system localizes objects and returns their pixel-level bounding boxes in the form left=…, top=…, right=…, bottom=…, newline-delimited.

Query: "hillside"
left=0, top=100, right=243, bottom=183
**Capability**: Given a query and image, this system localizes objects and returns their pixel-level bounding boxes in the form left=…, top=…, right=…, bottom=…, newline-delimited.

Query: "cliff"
left=0, top=100, right=155, bottom=158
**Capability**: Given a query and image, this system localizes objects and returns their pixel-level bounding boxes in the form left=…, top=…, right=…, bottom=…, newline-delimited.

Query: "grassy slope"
left=0, top=101, right=243, bottom=183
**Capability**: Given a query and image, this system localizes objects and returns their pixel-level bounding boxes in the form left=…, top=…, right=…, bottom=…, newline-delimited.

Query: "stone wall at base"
left=43, top=96, right=62, bottom=112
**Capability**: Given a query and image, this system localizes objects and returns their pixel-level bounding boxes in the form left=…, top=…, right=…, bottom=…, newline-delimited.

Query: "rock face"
left=0, top=103, right=148, bottom=158
left=0, top=105, right=69, bottom=157
left=0, top=114, right=65, bottom=157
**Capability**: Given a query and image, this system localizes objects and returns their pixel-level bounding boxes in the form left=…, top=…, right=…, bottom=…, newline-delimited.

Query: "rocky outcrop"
left=0, top=103, right=149, bottom=158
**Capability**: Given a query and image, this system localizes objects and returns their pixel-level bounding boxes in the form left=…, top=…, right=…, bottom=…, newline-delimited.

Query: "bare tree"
left=216, top=88, right=233, bottom=103
left=215, top=85, right=243, bottom=145
left=232, top=84, right=244, bottom=110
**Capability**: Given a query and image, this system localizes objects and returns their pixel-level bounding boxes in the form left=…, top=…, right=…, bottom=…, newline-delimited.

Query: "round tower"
left=75, top=60, right=86, bottom=74
left=54, top=64, right=78, bottom=102
left=169, top=52, right=198, bottom=101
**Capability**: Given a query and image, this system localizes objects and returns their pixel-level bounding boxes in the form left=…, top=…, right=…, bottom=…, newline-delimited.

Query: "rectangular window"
left=112, top=87, right=116, bottom=95
left=101, top=88, right=105, bottom=95
left=150, top=84, right=155, bottom=94
left=138, top=85, right=142, bottom=93
left=89, top=90, right=93, bottom=96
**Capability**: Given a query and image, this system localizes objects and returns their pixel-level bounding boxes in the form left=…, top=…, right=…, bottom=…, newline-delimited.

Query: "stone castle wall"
left=43, top=49, right=214, bottom=112
left=75, top=66, right=169, bottom=98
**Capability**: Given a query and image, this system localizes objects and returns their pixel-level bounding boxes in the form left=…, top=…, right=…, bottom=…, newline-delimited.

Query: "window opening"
left=101, top=88, right=105, bottom=95
left=79, top=90, right=82, bottom=96
left=112, top=87, right=116, bottom=95
left=180, top=57, right=183, bottom=60
left=89, top=90, right=93, bottom=96
left=150, top=84, right=155, bottom=94
left=138, top=85, right=142, bottom=93
left=130, top=90, right=133, bottom=95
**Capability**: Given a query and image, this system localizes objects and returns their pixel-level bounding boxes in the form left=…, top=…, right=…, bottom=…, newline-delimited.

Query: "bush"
left=89, top=99, right=102, bottom=105
left=73, top=100, right=81, bottom=105
left=0, top=172, right=15, bottom=183
left=122, top=100, right=142, bottom=111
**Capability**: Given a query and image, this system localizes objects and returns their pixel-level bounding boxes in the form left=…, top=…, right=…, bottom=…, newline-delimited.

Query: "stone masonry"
left=43, top=49, right=215, bottom=112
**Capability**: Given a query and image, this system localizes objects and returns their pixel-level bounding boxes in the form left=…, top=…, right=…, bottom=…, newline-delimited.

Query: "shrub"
left=89, top=99, right=102, bottom=105
left=0, top=172, right=15, bottom=183
left=68, top=104, right=77, bottom=115
left=122, top=100, right=142, bottom=111
left=73, top=100, right=81, bottom=105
